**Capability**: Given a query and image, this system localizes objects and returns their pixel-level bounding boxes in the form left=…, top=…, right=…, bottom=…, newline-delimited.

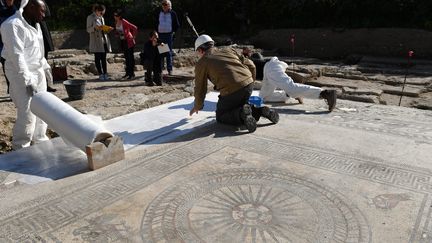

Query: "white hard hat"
left=194, top=34, right=214, bottom=51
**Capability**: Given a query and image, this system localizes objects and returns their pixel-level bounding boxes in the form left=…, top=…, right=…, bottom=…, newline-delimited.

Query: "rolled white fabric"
left=30, top=92, right=113, bottom=151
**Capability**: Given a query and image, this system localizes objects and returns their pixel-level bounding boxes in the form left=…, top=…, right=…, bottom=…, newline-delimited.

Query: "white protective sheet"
left=30, top=92, right=113, bottom=151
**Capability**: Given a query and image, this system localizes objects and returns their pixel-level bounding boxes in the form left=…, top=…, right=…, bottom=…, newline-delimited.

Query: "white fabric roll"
left=30, top=92, right=113, bottom=151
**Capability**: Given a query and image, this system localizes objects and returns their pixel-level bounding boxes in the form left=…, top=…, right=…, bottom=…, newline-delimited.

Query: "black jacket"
left=40, top=0, right=54, bottom=55
left=141, top=40, right=162, bottom=72
left=0, top=0, right=16, bottom=49
left=155, top=9, right=180, bottom=33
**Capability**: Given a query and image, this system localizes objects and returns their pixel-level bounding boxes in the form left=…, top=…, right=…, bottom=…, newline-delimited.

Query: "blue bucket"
left=248, top=96, right=263, bottom=107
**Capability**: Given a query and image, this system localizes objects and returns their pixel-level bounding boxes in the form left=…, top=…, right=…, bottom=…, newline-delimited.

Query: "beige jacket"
left=194, top=47, right=256, bottom=110
left=86, top=12, right=112, bottom=53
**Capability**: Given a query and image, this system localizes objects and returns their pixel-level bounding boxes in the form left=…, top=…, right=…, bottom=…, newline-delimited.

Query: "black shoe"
left=261, top=106, right=279, bottom=124
left=240, top=104, right=257, bottom=133
left=47, top=86, right=57, bottom=92
left=155, top=82, right=162, bottom=86
left=145, top=82, right=155, bottom=86
left=127, top=74, right=135, bottom=80
left=122, top=74, right=129, bottom=79
left=320, top=89, right=337, bottom=111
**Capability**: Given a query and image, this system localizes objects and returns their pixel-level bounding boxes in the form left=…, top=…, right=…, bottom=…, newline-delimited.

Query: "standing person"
left=114, top=9, right=137, bottom=80
left=1, top=0, right=51, bottom=149
left=87, top=4, right=112, bottom=81
left=156, top=0, right=179, bottom=76
left=39, top=0, right=55, bottom=91
left=189, top=35, right=279, bottom=133
left=141, top=30, right=162, bottom=86
left=259, top=56, right=337, bottom=111
left=0, top=0, right=16, bottom=94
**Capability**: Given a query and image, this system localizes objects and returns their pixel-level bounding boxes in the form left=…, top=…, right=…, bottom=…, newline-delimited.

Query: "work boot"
left=240, top=104, right=257, bottom=133
left=320, top=89, right=337, bottom=111
left=261, top=106, right=279, bottom=124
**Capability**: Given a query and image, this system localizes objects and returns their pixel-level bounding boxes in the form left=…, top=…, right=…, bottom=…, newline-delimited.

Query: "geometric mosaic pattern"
left=0, top=103, right=431, bottom=242
left=285, top=108, right=432, bottom=143
left=142, top=169, right=371, bottom=242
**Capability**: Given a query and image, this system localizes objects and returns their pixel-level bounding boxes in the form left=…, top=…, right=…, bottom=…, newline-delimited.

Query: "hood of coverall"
left=19, top=0, right=29, bottom=12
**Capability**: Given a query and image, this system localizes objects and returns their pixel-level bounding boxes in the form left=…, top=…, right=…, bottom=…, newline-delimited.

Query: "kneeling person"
left=260, top=57, right=337, bottom=111
left=189, top=35, right=279, bottom=132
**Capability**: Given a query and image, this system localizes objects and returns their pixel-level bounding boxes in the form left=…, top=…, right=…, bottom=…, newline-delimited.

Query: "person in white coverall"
left=0, top=0, right=51, bottom=149
left=259, top=57, right=337, bottom=112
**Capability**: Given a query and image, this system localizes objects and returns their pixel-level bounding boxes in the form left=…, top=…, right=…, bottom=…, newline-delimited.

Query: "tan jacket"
left=194, top=47, right=256, bottom=110
left=86, top=13, right=112, bottom=53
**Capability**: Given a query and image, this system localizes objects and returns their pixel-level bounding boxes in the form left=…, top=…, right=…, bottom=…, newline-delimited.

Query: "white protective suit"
left=259, top=57, right=322, bottom=103
left=0, top=0, right=50, bottom=149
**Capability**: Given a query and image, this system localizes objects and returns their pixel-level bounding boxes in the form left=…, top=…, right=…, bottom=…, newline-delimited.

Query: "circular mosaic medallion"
left=141, top=169, right=370, bottom=243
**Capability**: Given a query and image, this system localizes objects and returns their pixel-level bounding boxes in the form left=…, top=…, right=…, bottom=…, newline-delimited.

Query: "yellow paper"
left=101, top=25, right=112, bottom=33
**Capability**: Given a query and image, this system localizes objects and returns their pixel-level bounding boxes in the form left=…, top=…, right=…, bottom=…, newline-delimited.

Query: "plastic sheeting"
left=30, top=92, right=113, bottom=151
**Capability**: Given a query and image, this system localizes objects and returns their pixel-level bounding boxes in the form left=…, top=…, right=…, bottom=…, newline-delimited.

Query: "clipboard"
left=157, top=44, right=170, bottom=54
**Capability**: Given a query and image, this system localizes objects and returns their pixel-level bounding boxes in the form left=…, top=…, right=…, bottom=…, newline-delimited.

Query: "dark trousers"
left=94, top=51, right=107, bottom=75
left=216, top=84, right=253, bottom=125
left=145, top=69, right=162, bottom=85
left=122, top=41, right=135, bottom=76
left=144, top=60, right=162, bottom=84
left=1, top=57, right=9, bottom=94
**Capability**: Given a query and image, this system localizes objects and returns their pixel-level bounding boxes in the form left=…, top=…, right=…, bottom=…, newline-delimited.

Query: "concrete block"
left=383, top=86, right=424, bottom=97
left=339, top=94, right=381, bottom=104
left=342, top=87, right=383, bottom=96
left=86, top=136, right=125, bottom=170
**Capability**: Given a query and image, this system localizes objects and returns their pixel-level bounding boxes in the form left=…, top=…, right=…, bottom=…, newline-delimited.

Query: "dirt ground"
left=0, top=49, right=199, bottom=154
left=1, top=47, right=431, bottom=154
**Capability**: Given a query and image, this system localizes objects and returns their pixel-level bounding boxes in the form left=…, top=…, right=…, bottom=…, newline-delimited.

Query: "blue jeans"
left=159, top=32, right=173, bottom=72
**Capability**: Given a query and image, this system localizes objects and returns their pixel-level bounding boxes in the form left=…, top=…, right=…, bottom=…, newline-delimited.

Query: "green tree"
left=44, top=0, right=432, bottom=32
